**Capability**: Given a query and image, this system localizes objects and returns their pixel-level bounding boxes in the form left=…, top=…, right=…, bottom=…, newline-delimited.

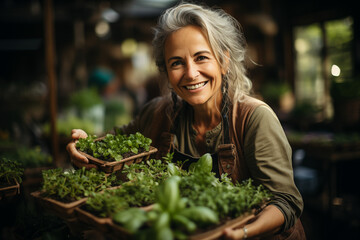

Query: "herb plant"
left=0, top=157, right=24, bottom=186
left=83, top=157, right=186, bottom=218
left=41, top=167, right=120, bottom=202
left=112, top=176, right=219, bottom=240
left=109, top=154, right=272, bottom=239
left=76, top=132, right=152, bottom=162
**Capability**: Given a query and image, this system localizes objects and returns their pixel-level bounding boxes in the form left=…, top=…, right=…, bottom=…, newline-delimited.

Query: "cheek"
left=167, top=72, right=181, bottom=87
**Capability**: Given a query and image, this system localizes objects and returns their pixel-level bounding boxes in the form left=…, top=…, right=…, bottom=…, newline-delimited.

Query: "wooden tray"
left=76, top=204, right=154, bottom=234
left=0, top=179, right=20, bottom=200
left=30, top=190, right=87, bottom=220
left=189, top=212, right=255, bottom=240
left=107, top=220, right=132, bottom=240
left=75, top=207, right=112, bottom=233
left=105, top=208, right=254, bottom=240
left=79, top=146, right=158, bottom=173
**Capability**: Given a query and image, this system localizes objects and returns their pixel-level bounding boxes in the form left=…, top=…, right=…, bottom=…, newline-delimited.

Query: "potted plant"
left=0, top=157, right=24, bottom=200
left=31, top=167, right=120, bottom=220
left=75, top=156, right=178, bottom=233
left=107, top=154, right=271, bottom=240
left=76, top=131, right=157, bottom=173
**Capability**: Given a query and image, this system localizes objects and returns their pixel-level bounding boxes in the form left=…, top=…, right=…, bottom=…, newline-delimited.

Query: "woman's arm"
left=223, top=205, right=284, bottom=239
left=224, top=104, right=303, bottom=239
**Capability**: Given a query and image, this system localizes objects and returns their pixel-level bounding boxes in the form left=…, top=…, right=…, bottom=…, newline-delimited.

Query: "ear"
left=221, top=51, right=230, bottom=75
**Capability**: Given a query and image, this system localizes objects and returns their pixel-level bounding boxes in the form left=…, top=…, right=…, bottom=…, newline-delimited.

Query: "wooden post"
left=44, top=0, right=59, bottom=166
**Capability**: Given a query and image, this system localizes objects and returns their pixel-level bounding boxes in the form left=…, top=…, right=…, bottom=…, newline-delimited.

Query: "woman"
left=67, top=2, right=305, bottom=239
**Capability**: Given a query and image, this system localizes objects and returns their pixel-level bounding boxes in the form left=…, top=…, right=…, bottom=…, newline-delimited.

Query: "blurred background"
left=0, top=0, right=359, bottom=239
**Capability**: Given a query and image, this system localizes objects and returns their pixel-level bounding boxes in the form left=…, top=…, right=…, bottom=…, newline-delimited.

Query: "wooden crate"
left=79, top=146, right=158, bottom=173
left=30, top=190, right=87, bottom=220
left=0, top=178, right=20, bottom=200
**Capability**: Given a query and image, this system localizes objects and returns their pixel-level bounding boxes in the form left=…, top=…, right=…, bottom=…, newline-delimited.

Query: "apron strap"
left=156, top=132, right=175, bottom=159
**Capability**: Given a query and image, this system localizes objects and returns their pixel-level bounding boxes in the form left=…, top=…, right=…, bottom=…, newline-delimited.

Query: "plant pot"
left=75, top=207, right=112, bottom=233
left=0, top=178, right=20, bottom=200
left=75, top=203, right=154, bottom=234
left=78, top=146, right=158, bottom=173
left=188, top=212, right=255, bottom=240
left=106, top=219, right=132, bottom=240
left=30, top=190, right=87, bottom=220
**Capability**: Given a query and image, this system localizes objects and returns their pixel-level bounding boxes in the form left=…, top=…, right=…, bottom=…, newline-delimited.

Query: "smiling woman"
left=165, top=25, right=223, bottom=109
left=67, top=2, right=305, bottom=239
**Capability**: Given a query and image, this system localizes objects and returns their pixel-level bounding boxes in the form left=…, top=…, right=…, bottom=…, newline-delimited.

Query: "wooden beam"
left=44, top=0, right=60, bottom=166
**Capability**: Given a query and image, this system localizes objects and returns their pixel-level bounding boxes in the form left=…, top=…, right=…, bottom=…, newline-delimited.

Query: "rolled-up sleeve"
left=244, top=105, right=303, bottom=231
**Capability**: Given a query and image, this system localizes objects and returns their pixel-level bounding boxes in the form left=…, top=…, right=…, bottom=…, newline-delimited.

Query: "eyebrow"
left=167, top=50, right=211, bottom=63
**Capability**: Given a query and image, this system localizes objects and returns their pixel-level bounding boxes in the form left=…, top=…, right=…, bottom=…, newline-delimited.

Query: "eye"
left=170, top=60, right=183, bottom=67
left=196, top=55, right=208, bottom=61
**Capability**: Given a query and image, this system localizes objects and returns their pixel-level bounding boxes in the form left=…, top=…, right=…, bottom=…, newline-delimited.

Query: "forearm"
left=224, top=205, right=284, bottom=239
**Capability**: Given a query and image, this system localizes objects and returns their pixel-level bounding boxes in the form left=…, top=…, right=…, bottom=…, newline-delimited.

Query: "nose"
left=184, top=61, right=199, bottom=80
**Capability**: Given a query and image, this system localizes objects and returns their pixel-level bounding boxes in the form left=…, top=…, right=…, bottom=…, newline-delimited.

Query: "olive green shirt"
left=118, top=97, right=303, bottom=231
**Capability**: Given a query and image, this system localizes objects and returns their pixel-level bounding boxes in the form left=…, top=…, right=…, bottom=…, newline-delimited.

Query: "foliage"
left=113, top=176, right=219, bottom=240
left=110, top=154, right=272, bottom=239
left=43, top=115, right=95, bottom=136
left=41, top=167, right=120, bottom=202
left=83, top=157, right=187, bottom=218
left=13, top=146, right=52, bottom=168
left=179, top=174, right=271, bottom=220
left=0, top=157, right=24, bottom=185
left=0, top=145, right=52, bottom=168
left=331, top=80, right=360, bottom=100
left=76, top=132, right=152, bottom=162
left=68, top=87, right=103, bottom=110
left=290, top=101, right=321, bottom=120
left=261, top=82, right=291, bottom=102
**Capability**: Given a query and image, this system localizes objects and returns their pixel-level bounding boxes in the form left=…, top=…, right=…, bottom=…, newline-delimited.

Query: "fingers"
left=66, top=141, right=89, bottom=164
left=71, top=129, right=88, bottom=140
left=223, top=227, right=242, bottom=240
left=71, top=159, right=98, bottom=170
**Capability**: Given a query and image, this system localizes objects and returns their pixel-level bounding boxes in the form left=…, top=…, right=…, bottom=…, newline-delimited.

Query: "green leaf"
left=112, top=208, right=147, bottom=233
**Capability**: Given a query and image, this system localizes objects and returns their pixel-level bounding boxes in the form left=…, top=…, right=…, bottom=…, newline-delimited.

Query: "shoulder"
left=231, top=95, right=281, bottom=130
left=232, top=95, right=269, bottom=120
left=236, top=95, right=267, bottom=109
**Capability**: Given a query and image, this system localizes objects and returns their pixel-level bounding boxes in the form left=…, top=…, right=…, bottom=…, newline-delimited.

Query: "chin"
left=185, top=98, right=210, bottom=107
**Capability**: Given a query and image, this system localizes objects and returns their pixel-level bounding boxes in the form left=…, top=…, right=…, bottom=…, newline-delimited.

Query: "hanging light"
left=95, top=20, right=110, bottom=38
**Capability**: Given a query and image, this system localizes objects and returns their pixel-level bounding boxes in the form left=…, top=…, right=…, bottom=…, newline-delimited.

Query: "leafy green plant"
left=261, top=82, right=291, bottom=103
left=83, top=157, right=187, bottom=218
left=331, top=80, right=360, bottom=100
left=43, top=115, right=96, bottom=136
left=76, top=132, right=152, bottom=162
left=179, top=172, right=271, bottom=220
left=69, top=87, right=103, bottom=111
left=113, top=176, right=219, bottom=240
left=13, top=146, right=52, bottom=168
left=0, top=157, right=24, bottom=186
left=41, top=167, right=120, bottom=202
left=110, top=154, right=271, bottom=239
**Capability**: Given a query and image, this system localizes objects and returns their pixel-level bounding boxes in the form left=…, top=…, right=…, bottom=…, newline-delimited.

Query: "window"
left=293, top=17, right=354, bottom=121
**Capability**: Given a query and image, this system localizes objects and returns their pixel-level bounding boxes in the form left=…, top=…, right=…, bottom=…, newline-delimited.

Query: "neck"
left=192, top=92, right=223, bottom=132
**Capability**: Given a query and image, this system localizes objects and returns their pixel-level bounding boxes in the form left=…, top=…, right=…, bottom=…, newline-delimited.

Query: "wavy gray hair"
left=152, top=2, right=252, bottom=102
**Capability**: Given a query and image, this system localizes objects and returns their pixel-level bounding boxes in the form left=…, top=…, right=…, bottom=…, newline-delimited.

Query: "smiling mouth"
left=185, top=81, right=208, bottom=90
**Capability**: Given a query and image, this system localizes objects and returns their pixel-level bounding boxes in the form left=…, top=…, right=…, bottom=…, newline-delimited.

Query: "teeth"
left=186, top=82, right=205, bottom=90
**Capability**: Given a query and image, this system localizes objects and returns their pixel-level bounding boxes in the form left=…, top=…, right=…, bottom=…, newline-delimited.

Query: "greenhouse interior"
left=0, top=0, right=359, bottom=239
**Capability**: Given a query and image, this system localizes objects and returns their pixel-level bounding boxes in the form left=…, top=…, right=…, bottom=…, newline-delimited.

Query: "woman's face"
left=164, top=25, right=225, bottom=107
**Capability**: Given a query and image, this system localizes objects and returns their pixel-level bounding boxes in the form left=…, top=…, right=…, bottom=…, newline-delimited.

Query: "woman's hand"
left=66, top=129, right=98, bottom=170
left=222, top=205, right=284, bottom=239
left=223, top=227, right=246, bottom=240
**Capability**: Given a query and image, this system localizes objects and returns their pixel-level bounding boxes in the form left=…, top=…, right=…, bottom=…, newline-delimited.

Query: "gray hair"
left=152, top=2, right=252, bottom=102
